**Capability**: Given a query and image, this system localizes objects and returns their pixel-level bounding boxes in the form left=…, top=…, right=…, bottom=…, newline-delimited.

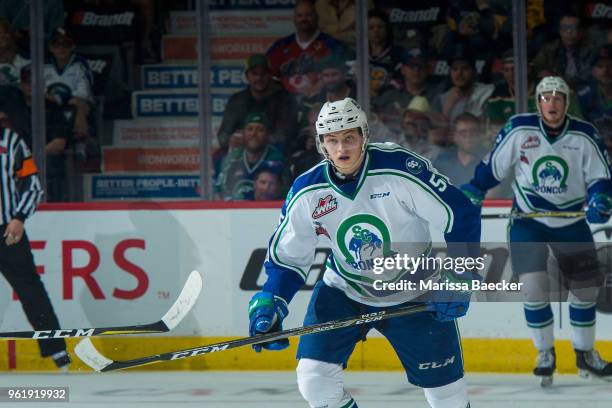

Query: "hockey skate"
left=533, top=348, right=555, bottom=387
left=575, top=349, right=612, bottom=381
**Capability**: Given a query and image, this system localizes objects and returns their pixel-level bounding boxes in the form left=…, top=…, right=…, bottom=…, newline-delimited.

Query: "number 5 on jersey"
left=429, top=173, right=448, bottom=192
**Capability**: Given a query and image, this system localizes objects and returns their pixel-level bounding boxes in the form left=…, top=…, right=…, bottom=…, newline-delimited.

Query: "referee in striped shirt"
left=0, top=127, right=70, bottom=369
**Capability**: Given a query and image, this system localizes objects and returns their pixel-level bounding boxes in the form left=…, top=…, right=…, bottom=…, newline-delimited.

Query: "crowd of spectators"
left=0, top=0, right=610, bottom=202
left=214, top=0, right=612, bottom=201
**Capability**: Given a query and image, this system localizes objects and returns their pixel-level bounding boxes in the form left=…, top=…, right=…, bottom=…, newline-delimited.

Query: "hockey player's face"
left=538, top=92, right=566, bottom=127
left=323, top=128, right=364, bottom=174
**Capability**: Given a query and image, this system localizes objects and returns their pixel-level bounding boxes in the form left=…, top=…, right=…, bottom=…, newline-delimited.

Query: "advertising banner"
left=84, top=174, right=200, bottom=200
left=112, top=119, right=200, bottom=146
left=161, top=36, right=277, bottom=61
left=102, top=147, right=200, bottom=172
left=141, top=64, right=247, bottom=89
left=131, top=91, right=229, bottom=118
left=169, top=10, right=293, bottom=36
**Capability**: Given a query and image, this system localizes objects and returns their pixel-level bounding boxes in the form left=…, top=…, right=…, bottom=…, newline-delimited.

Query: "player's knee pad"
left=423, top=377, right=469, bottom=408
left=519, top=271, right=550, bottom=302
left=296, top=358, right=353, bottom=408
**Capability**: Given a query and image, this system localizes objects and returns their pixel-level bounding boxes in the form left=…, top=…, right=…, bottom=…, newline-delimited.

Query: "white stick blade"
left=74, top=338, right=113, bottom=372
left=160, top=270, right=203, bottom=330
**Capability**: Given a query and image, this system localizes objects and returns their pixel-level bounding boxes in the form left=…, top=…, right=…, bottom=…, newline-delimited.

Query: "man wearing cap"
left=44, top=27, right=94, bottom=169
left=215, top=113, right=288, bottom=201
left=217, top=54, right=298, bottom=154
left=372, top=47, right=444, bottom=134
left=299, top=55, right=356, bottom=132
left=398, top=96, right=442, bottom=161
left=434, top=52, right=494, bottom=123
left=253, top=168, right=283, bottom=201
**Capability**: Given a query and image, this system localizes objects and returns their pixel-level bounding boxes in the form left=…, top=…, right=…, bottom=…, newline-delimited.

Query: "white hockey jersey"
left=263, top=143, right=480, bottom=307
left=473, top=113, right=612, bottom=228
left=43, top=54, right=94, bottom=103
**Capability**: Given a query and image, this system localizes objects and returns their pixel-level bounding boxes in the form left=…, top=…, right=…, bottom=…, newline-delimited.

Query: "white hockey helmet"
left=315, top=97, right=369, bottom=158
left=535, top=76, right=570, bottom=116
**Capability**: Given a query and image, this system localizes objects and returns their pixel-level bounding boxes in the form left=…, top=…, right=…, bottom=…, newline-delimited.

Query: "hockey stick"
left=75, top=303, right=429, bottom=372
left=0, top=270, right=202, bottom=339
left=482, top=211, right=587, bottom=219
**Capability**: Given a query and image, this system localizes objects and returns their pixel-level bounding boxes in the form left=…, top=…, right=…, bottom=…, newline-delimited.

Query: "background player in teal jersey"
left=463, top=76, right=612, bottom=386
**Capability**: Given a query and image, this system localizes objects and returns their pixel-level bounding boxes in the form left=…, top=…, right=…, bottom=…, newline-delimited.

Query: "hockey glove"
left=460, top=183, right=485, bottom=207
left=248, top=292, right=289, bottom=352
left=427, top=270, right=480, bottom=322
left=586, top=193, right=612, bottom=224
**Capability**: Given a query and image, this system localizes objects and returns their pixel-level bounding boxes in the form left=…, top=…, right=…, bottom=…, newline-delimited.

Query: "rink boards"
left=0, top=201, right=610, bottom=372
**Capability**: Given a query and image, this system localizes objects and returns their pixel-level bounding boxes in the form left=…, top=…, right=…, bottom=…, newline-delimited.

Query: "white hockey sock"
left=529, top=324, right=555, bottom=351
left=523, top=303, right=554, bottom=351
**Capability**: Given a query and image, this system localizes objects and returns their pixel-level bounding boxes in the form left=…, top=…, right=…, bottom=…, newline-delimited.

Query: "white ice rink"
left=1, top=371, right=611, bottom=407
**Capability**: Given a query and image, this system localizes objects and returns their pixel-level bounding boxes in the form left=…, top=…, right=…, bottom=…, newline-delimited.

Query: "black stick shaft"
left=0, top=321, right=169, bottom=339
left=101, top=304, right=429, bottom=372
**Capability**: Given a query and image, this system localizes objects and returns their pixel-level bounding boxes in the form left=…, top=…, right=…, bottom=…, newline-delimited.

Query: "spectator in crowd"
left=577, top=45, right=612, bottom=129
left=0, top=0, right=64, bottom=52
left=0, top=21, right=29, bottom=87
left=434, top=112, right=487, bottom=186
left=397, top=96, right=442, bottom=161
left=531, top=14, right=594, bottom=88
left=442, top=0, right=511, bottom=62
left=374, top=1, right=449, bottom=52
left=301, top=55, right=356, bottom=128
left=372, top=48, right=444, bottom=133
left=0, top=66, right=70, bottom=201
left=487, top=50, right=583, bottom=125
left=217, top=54, right=298, bottom=154
left=266, top=0, right=349, bottom=99
left=215, top=113, right=287, bottom=201
left=253, top=168, right=284, bottom=201
left=315, top=0, right=363, bottom=46
left=44, top=28, right=94, bottom=144
left=368, top=9, right=403, bottom=98
left=434, top=51, right=494, bottom=123
left=289, top=103, right=324, bottom=182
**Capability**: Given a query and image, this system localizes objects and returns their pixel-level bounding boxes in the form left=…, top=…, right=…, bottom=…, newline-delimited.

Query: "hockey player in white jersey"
left=462, top=76, right=612, bottom=386
left=248, top=98, right=481, bottom=408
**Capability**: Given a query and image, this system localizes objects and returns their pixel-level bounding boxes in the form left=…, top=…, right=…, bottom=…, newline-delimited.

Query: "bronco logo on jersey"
left=521, top=135, right=540, bottom=149
left=336, top=214, right=393, bottom=272
left=312, top=194, right=338, bottom=219
left=531, top=156, right=569, bottom=194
